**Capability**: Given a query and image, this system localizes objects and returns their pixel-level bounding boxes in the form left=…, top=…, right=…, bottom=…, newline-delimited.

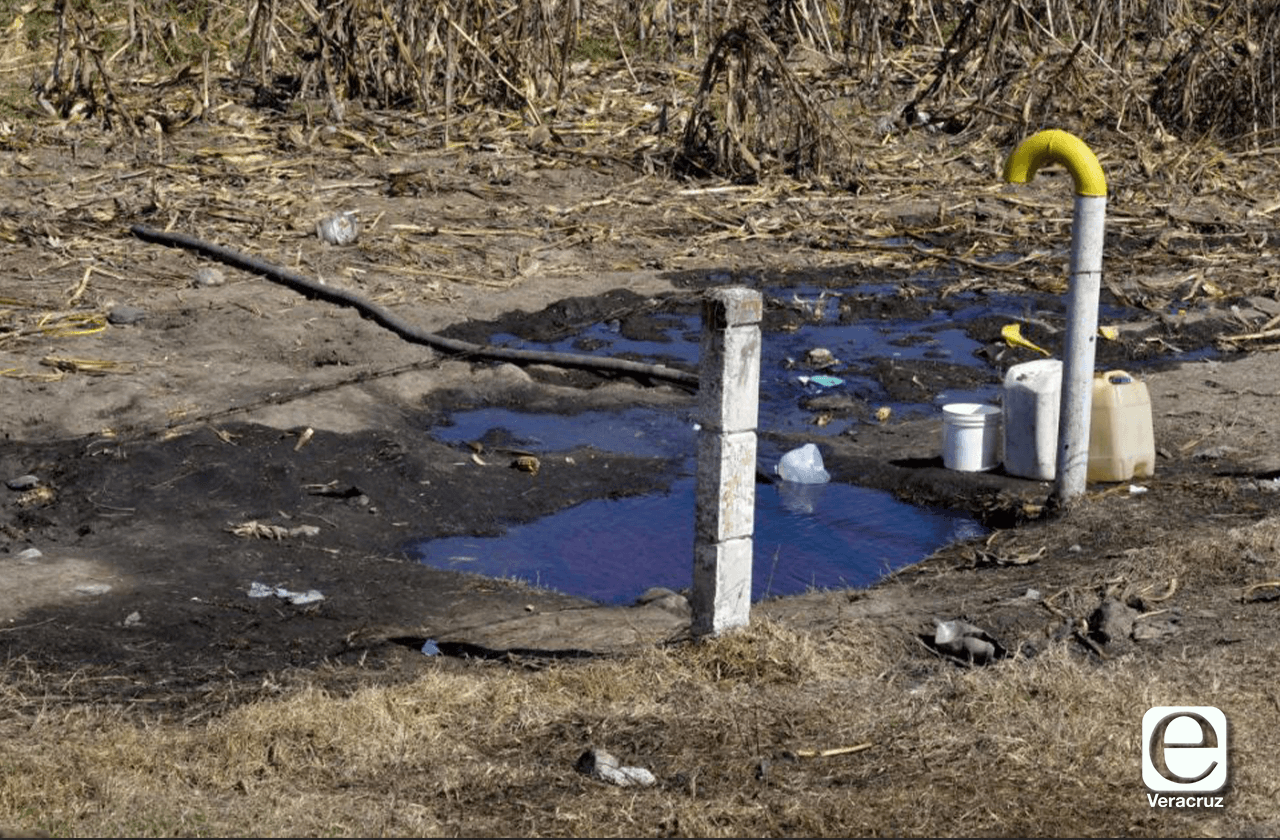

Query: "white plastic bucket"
left=1002, top=359, right=1063, bottom=480
left=941, top=403, right=1001, bottom=472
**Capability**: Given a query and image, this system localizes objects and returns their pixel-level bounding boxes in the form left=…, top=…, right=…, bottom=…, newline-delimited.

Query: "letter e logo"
left=1142, top=706, right=1227, bottom=793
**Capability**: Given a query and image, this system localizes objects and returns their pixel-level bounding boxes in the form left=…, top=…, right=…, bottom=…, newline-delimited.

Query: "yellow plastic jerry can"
left=1088, top=370, right=1155, bottom=482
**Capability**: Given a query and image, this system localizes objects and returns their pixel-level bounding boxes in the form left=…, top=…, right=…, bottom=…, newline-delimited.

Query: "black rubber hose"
left=130, top=224, right=699, bottom=389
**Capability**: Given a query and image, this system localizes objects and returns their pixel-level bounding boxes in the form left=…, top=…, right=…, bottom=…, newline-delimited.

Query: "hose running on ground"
left=130, top=224, right=698, bottom=389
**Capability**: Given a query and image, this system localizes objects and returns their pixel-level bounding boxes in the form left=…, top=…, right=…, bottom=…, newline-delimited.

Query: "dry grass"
left=7, top=1, right=1280, bottom=319
left=16, top=1, right=1280, bottom=155
left=3, top=617, right=1278, bottom=836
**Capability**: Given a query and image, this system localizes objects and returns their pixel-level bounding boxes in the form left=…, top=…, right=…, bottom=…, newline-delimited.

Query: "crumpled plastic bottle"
left=316, top=210, right=360, bottom=245
left=775, top=443, right=830, bottom=484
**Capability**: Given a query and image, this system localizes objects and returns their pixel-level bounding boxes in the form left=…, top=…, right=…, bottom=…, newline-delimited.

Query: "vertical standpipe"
left=1002, top=129, right=1107, bottom=505
left=692, top=288, right=762, bottom=637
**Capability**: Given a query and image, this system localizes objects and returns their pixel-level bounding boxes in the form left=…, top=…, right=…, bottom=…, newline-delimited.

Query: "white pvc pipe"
left=1057, top=194, right=1106, bottom=501
left=1002, top=129, right=1108, bottom=506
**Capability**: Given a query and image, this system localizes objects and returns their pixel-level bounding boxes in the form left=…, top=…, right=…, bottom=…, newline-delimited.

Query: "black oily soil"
left=0, top=421, right=676, bottom=700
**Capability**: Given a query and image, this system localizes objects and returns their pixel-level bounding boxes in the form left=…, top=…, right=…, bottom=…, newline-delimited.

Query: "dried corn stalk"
left=679, top=16, right=857, bottom=184
left=297, top=0, right=580, bottom=123
left=1151, top=3, right=1280, bottom=147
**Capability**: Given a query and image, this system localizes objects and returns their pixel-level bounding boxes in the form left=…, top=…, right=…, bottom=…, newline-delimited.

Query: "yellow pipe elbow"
left=1003, top=129, right=1107, bottom=197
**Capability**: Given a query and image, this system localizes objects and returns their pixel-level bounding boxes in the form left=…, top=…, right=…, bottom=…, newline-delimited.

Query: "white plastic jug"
left=1002, top=359, right=1063, bottom=480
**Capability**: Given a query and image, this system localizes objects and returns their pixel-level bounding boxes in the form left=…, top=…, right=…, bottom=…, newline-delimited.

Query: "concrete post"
left=691, top=288, right=762, bottom=638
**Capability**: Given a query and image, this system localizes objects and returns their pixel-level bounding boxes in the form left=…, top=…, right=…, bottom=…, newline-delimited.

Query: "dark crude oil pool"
left=411, top=272, right=1197, bottom=604
left=413, top=408, right=981, bottom=604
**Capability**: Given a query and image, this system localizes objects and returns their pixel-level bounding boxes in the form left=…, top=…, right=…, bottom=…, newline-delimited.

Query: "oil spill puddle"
left=416, top=268, right=1216, bottom=605
left=412, top=473, right=979, bottom=605
left=431, top=406, right=696, bottom=459
left=414, top=406, right=978, bottom=603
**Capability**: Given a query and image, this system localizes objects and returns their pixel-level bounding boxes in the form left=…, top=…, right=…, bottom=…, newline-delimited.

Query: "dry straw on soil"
left=5, top=0, right=1280, bottom=322
left=23, top=2, right=1280, bottom=158
left=3, top=620, right=1279, bottom=836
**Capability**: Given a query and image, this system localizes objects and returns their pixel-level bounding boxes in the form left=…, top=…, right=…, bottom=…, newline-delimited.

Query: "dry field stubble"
left=3, top=615, right=1279, bottom=836
left=5, top=1, right=1280, bottom=836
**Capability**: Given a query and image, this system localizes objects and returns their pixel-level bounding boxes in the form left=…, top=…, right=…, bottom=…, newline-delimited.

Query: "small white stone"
left=193, top=266, right=226, bottom=287
left=6, top=474, right=40, bottom=491
left=806, top=347, right=836, bottom=367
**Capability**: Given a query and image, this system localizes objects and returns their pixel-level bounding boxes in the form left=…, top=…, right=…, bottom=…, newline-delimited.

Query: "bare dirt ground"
left=5, top=116, right=1280, bottom=835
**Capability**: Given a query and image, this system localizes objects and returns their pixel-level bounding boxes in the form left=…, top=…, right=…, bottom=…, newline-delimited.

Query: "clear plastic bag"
left=775, top=443, right=830, bottom=484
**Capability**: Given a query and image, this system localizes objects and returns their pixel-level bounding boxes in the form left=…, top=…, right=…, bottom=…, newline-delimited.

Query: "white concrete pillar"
left=691, top=288, right=762, bottom=638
